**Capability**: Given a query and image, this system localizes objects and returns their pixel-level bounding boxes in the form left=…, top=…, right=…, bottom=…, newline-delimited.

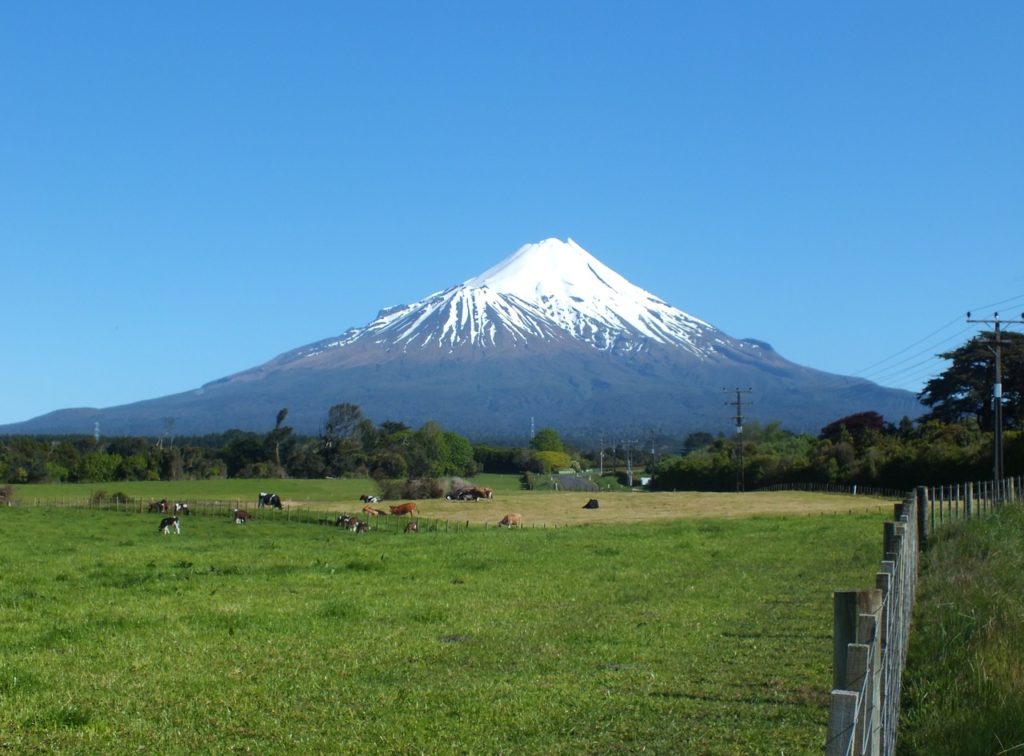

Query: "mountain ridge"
left=0, top=238, right=922, bottom=442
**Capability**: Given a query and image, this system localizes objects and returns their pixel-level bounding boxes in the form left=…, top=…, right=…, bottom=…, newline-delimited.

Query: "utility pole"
left=967, top=311, right=1024, bottom=488
left=724, top=388, right=753, bottom=492
left=622, top=439, right=637, bottom=487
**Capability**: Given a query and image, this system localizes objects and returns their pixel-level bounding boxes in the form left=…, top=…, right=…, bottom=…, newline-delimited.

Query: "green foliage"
left=78, top=452, right=122, bottom=483
left=682, top=431, right=715, bottom=454
left=650, top=413, right=1011, bottom=492
left=529, top=427, right=564, bottom=452
left=531, top=450, right=572, bottom=473
left=919, top=331, right=1024, bottom=431
left=0, top=407, right=482, bottom=486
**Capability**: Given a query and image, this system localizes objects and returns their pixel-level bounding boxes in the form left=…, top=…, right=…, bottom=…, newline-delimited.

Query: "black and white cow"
left=158, top=516, right=180, bottom=535
left=257, top=492, right=283, bottom=509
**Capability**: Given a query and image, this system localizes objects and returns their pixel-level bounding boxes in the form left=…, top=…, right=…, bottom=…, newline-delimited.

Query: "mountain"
left=1, top=238, right=921, bottom=443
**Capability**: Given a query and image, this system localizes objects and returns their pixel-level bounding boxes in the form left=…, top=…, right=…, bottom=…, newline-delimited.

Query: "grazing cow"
left=498, top=513, right=523, bottom=528
left=583, top=499, right=600, bottom=509
left=404, top=521, right=419, bottom=533
left=257, top=492, right=283, bottom=509
left=149, top=499, right=169, bottom=513
left=233, top=508, right=251, bottom=524
left=335, top=514, right=368, bottom=532
left=158, top=516, right=180, bottom=535
left=362, top=505, right=385, bottom=517
left=389, top=502, right=417, bottom=517
left=446, top=486, right=493, bottom=501
left=174, top=502, right=191, bottom=516
left=359, top=494, right=381, bottom=504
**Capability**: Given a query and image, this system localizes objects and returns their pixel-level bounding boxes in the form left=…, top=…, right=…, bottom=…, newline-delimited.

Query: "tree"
left=324, top=403, right=363, bottom=444
left=819, top=411, right=887, bottom=445
left=268, top=408, right=293, bottom=476
left=683, top=431, right=715, bottom=454
left=919, top=332, right=1024, bottom=431
left=79, top=452, right=122, bottom=482
left=443, top=431, right=478, bottom=477
left=320, top=403, right=365, bottom=476
left=530, top=428, right=564, bottom=453
left=220, top=432, right=266, bottom=477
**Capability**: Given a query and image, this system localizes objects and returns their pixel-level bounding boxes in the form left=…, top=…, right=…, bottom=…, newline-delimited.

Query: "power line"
left=846, top=294, right=1024, bottom=387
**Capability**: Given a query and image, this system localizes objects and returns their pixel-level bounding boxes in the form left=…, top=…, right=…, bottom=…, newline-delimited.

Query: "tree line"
left=653, top=331, right=1024, bottom=491
left=0, top=403, right=575, bottom=490
left=2, top=332, right=1021, bottom=492
left=651, top=414, right=1022, bottom=492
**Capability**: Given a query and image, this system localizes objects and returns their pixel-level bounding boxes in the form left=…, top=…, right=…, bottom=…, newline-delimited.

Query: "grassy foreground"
left=897, top=504, right=1024, bottom=755
left=0, top=501, right=885, bottom=753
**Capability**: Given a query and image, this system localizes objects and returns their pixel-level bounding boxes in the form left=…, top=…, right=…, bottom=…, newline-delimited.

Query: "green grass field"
left=0, top=494, right=887, bottom=753
left=897, top=504, right=1024, bottom=755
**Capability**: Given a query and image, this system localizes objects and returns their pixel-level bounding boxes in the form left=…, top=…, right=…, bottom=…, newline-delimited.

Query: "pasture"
left=0, top=494, right=889, bottom=753
left=9, top=476, right=894, bottom=528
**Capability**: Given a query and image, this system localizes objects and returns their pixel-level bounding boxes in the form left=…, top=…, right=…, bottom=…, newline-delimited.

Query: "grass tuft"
left=899, top=504, right=1024, bottom=754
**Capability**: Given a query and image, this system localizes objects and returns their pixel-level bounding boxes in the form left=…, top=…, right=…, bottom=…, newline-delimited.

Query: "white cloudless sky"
left=2, top=1, right=1022, bottom=427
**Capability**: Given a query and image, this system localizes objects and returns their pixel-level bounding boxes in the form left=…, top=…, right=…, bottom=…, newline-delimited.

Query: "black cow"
left=583, top=499, right=600, bottom=509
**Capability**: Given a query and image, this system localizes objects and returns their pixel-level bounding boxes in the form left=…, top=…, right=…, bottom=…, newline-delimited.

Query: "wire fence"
left=757, top=482, right=912, bottom=499
left=824, top=478, right=1019, bottom=755
left=920, top=476, right=1021, bottom=531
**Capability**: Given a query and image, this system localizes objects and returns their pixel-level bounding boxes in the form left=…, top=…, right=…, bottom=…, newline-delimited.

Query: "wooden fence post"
left=858, top=605, right=882, bottom=756
left=916, top=486, right=928, bottom=549
left=845, top=642, right=871, bottom=752
left=827, top=690, right=859, bottom=756
left=833, top=592, right=858, bottom=691
left=833, top=590, right=880, bottom=692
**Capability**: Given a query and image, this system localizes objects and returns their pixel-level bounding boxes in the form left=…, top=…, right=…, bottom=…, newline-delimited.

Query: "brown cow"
left=404, top=521, right=419, bottom=533
left=362, top=505, right=385, bottom=517
left=498, top=513, right=523, bottom=528
left=389, top=502, right=417, bottom=516
left=233, top=508, right=251, bottom=524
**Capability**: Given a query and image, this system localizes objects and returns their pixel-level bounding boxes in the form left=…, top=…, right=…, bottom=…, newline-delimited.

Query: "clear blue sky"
left=3, top=2, right=1022, bottom=427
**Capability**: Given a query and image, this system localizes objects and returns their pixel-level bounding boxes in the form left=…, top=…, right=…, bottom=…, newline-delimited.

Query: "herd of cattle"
left=153, top=490, right=601, bottom=536
left=445, top=486, right=493, bottom=501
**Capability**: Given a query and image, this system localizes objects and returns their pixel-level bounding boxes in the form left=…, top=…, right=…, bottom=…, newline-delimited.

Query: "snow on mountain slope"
left=293, top=238, right=757, bottom=361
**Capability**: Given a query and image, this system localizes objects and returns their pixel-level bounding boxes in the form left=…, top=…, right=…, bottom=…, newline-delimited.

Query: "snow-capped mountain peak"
left=463, top=237, right=713, bottom=348
left=298, top=237, right=739, bottom=360
left=465, top=237, right=629, bottom=299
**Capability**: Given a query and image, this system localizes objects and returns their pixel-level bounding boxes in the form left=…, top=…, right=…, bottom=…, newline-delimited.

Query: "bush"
left=379, top=477, right=444, bottom=500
